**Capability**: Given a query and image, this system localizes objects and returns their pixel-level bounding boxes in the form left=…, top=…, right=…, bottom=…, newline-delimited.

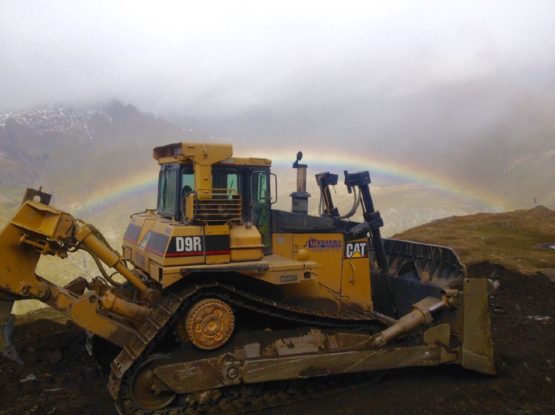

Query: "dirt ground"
left=1, top=262, right=554, bottom=415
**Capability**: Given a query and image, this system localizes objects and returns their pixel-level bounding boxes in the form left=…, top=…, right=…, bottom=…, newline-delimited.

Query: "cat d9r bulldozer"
left=0, top=142, right=494, bottom=414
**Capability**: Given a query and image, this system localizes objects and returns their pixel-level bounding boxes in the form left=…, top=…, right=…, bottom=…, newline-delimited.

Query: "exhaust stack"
left=291, top=151, right=310, bottom=214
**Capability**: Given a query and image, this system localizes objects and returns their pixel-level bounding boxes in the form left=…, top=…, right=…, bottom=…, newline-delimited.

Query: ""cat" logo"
left=345, top=242, right=368, bottom=259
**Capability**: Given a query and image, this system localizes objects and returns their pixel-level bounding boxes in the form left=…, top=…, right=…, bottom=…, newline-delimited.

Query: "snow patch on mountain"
left=0, top=105, right=118, bottom=139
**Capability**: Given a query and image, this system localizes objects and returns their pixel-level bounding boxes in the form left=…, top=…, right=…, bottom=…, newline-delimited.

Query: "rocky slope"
left=0, top=101, right=185, bottom=201
left=394, top=205, right=555, bottom=278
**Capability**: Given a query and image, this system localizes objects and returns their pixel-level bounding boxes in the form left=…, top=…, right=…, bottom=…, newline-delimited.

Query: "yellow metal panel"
left=152, top=142, right=270, bottom=167
left=0, top=223, right=41, bottom=296
left=230, top=225, right=263, bottom=262
left=124, top=216, right=207, bottom=274
left=292, top=233, right=343, bottom=293
left=263, top=259, right=317, bottom=285
left=461, top=278, right=496, bottom=374
left=181, top=143, right=233, bottom=165
left=153, top=142, right=233, bottom=165
left=123, top=213, right=158, bottom=273
left=67, top=293, right=135, bottom=347
left=282, top=279, right=341, bottom=313
left=340, top=260, right=372, bottom=310
left=195, top=164, right=212, bottom=199
left=161, top=270, right=183, bottom=288
left=340, top=238, right=372, bottom=310
left=205, top=254, right=228, bottom=265
left=272, top=233, right=293, bottom=259
left=230, top=247, right=263, bottom=262
left=205, top=224, right=230, bottom=265
left=185, top=193, right=195, bottom=221
left=219, top=157, right=272, bottom=167
left=11, top=201, right=73, bottom=240
left=162, top=255, right=317, bottom=287
left=275, top=233, right=344, bottom=312
left=149, top=261, right=162, bottom=283
left=159, top=224, right=205, bottom=267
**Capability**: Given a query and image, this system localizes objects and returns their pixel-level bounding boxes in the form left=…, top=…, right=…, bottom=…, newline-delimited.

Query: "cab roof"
left=153, top=142, right=271, bottom=167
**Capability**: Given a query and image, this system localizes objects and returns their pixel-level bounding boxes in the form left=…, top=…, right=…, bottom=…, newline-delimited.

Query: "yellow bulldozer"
left=0, top=142, right=494, bottom=414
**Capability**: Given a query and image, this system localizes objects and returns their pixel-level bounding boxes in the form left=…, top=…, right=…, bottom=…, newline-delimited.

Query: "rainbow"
left=252, top=148, right=510, bottom=211
left=73, top=146, right=510, bottom=217
left=74, top=167, right=159, bottom=216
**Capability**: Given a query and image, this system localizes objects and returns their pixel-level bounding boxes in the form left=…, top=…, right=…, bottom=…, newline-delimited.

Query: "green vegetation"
left=394, top=206, right=555, bottom=276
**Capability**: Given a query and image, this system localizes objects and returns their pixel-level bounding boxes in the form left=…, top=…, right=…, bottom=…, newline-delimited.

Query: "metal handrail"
left=192, top=188, right=242, bottom=223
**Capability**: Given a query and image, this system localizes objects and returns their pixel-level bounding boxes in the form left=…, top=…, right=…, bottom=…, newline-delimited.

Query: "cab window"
left=157, top=165, right=179, bottom=217
left=181, top=170, right=195, bottom=196
left=180, top=168, right=195, bottom=217
left=213, top=168, right=240, bottom=198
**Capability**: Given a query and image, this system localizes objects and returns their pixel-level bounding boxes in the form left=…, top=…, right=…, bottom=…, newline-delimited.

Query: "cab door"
left=251, top=170, right=271, bottom=254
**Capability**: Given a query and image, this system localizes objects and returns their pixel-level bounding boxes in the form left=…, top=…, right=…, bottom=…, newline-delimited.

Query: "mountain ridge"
left=0, top=100, right=551, bottom=239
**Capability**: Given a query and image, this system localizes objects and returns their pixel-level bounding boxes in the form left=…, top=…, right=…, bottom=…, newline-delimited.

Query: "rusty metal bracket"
left=21, top=187, right=52, bottom=206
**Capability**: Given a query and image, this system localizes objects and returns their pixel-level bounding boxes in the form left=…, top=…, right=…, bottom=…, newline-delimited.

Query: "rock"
left=20, top=373, right=38, bottom=383
left=44, top=387, right=63, bottom=393
left=526, top=316, right=551, bottom=322
left=494, top=306, right=507, bottom=314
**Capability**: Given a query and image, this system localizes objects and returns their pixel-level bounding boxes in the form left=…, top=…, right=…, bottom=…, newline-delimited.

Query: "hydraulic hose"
left=318, top=186, right=361, bottom=219
left=74, top=221, right=160, bottom=303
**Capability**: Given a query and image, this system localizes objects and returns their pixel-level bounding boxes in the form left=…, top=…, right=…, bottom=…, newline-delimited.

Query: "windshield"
left=212, top=168, right=240, bottom=197
left=157, top=164, right=243, bottom=219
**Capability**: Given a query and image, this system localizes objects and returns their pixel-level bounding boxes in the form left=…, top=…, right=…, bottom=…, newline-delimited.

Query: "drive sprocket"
left=175, top=298, right=235, bottom=350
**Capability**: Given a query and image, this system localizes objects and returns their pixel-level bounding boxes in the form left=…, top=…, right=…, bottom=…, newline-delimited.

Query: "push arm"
left=344, top=171, right=389, bottom=274
left=0, top=189, right=155, bottom=358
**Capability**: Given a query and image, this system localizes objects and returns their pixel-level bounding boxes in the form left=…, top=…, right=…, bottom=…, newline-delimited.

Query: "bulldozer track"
left=109, top=281, right=386, bottom=415
left=121, top=369, right=379, bottom=415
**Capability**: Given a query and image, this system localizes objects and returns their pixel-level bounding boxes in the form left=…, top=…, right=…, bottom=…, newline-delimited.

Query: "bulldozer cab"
left=153, top=143, right=273, bottom=252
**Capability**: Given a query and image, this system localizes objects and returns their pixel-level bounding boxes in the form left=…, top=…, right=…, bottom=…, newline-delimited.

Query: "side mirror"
left=270, top=173, right=278, bottom=205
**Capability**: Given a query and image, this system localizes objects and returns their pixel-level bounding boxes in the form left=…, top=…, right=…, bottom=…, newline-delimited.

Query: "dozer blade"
left=460, top=278, right=495, bottom=374
left=373, top=239, right=495, bottom=374
left=0, top=298, right=23, bottom=364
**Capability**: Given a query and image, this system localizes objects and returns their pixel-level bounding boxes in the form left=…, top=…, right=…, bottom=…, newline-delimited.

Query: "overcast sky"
left=1, top=1, right=554, bottom=209
left=1, top=0, right=554, bottom=116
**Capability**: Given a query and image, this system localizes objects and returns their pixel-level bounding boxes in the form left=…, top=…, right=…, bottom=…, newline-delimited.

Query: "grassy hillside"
left=394, top=205, right=555, bottom=277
